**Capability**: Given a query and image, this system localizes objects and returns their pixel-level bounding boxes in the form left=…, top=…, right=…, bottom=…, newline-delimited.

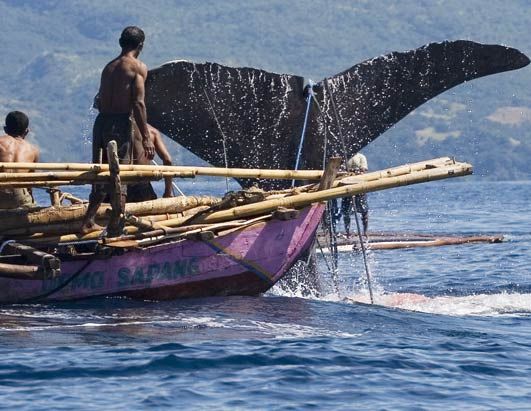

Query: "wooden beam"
left=318, top=157, right=342, bottom=191
left=105, top=141, right=125, bottom=237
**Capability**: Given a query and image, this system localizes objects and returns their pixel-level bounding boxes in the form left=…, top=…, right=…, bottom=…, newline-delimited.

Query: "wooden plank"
left=105, top=141, right=125, bottom=237
left=318, top=157, right=342, bottom=191
left=0, top=262, right=55, bottom=280
left=4, top=242, right=61, bottom=270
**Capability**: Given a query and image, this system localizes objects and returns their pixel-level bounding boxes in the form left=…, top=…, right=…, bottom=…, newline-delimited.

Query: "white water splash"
left=344, top=291, right=531, bottom=317
left=271, top=258, right=531, bottom=317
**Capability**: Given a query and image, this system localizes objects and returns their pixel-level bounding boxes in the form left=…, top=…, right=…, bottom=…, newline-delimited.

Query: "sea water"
left=0, top=180, right=530, bottom=410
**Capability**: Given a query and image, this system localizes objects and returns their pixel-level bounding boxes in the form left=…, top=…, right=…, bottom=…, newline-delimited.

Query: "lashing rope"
left=292, top=80, right=315, bottom=187
left=202, top=86, right=230, bottom=192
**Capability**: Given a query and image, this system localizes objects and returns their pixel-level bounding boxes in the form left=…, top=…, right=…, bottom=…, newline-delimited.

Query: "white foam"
left=344, top=291, right=531, bottom=317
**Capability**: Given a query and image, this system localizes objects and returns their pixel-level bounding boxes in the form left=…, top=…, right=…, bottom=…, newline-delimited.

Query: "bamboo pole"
left=264, top=157, right=455, bottom=198
left=0, top=180, right=76, bottom=188
left=0, top=172, right=197, bottom=188
left=0, top=162, right=326, bottom=181
left=27, top=161, right=472, bottom=244
left=0, top=158, right=454, bottom=189
left=338, top=157, right=454, bottom=185
left=0, top=196, right=220, bottom=231
left=1, top=206, right=211, bottom=238
left=0, top=170, right=196, bottom=182
left=0, top=262, right=46, bottom=280
left=192, top=162, right=472, bottom=224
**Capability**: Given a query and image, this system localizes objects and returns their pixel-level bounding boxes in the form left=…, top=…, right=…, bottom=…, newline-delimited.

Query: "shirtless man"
left=0, top=111, right=39, bottom=208
left=80, top=26, right=155, bottom=234
left=127, top=124, right=174, bottom=202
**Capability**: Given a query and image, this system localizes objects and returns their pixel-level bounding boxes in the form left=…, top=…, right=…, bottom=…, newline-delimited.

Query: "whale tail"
left=145, top=40, right=529, bottom=188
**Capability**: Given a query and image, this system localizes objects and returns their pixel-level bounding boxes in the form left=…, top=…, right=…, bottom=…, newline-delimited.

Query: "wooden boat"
left=0, top=204, right=323, bottom=303
left=0, top=154, right=472, bottom=303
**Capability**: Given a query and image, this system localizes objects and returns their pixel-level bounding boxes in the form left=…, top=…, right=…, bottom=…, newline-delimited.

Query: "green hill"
left=1, top=0, right=530, bottom=178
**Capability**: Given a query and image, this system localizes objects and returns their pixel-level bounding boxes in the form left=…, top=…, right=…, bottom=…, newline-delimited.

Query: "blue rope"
left=292, top=80, right=314, bottom=187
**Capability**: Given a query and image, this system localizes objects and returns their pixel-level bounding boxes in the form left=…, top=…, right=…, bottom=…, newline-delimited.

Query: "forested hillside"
left=1, top=0, right=530, bottom=179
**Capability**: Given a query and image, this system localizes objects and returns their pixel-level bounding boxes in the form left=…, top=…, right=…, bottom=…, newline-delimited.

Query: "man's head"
left=119, top=26, right=145, bottom=51
left=349, top=153, right=368, bottom=174
left=4, top=111, right=29, bottom=137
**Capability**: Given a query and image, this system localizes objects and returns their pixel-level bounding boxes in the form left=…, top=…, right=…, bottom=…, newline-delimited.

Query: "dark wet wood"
left=106, top=141, right=125, bottom=237
left=319, top=231, right=504, bottom=251
left=318, top=157, right=342, bottom=191
left=4, top=242, right=61, bottom=271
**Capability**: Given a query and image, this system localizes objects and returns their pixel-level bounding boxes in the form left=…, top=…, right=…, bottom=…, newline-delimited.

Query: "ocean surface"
left=1, top=180, right=530, bottom=410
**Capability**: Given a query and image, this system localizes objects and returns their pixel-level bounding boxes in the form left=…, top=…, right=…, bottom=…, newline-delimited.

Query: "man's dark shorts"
left=340, top=194, right=369, bottom=216
left=92, top=113, right=134, bottom=164
left=127, top=182, right=158, bottom=203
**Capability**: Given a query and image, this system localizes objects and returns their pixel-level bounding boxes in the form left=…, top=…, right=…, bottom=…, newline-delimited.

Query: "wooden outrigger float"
left=0, top=151, right=472, bottom=303
left=319, top=232, right=504, bottom=253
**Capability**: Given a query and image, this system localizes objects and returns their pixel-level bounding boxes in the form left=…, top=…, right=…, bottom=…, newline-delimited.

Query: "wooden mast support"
left=106, top=141, right=125, bottom=237
left=47, top=189, right=62, bottom=206
left=318, top=157, right=342, bottom=191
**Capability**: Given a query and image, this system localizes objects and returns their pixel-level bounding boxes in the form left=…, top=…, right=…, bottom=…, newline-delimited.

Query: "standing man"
left=0, top=111, right=39, bottom=208
left=341, top=152, right=369, bottom=237
left=80, top=26, right=155, bottom=234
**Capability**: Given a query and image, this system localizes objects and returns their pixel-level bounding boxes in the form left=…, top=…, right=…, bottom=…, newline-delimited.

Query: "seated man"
left=0, top=111, right=40, bottom=209
left=341, top=152, right=369, bottom=236
left=127, top=124, right=174, bottom=202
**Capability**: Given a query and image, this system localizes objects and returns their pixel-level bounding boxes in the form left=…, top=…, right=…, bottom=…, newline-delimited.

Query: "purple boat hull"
left=0, top=205, right=324, bottom=303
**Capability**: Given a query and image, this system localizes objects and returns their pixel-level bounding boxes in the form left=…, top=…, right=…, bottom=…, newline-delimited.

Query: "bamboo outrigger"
left=0, top=148, right=472, bottom=303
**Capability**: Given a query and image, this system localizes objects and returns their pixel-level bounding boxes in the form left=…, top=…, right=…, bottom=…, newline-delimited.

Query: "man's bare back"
left=0, top=135, right=39, bottom=166
left=0, top=111, right=39, bottom=170
left=98, top=55, right=146, bottom=114
left=98, top=54, right=154, bottom=163
left=0, top=111, right=39, bottom=208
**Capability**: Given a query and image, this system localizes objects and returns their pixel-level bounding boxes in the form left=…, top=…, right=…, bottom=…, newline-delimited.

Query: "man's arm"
left=153, top=130, right=174, bottom=197
left=132, top=69, right=155, bottom=159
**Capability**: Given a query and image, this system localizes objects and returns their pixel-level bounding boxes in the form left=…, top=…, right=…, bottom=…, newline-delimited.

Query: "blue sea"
left=1, top=179, right=530, bottom=410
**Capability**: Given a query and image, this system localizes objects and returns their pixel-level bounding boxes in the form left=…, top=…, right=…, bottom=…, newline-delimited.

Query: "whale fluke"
left=146, top=40, right=529, bottom=188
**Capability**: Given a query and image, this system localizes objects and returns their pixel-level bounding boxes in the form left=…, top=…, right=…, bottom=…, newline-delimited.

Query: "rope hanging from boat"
left=323, top=79, right=374, bottom=304
left=309, top=82, right=340, bottom=284
left=291, top=80, right=315, bottom=187
left=202, top=86, right=230, bottom=192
